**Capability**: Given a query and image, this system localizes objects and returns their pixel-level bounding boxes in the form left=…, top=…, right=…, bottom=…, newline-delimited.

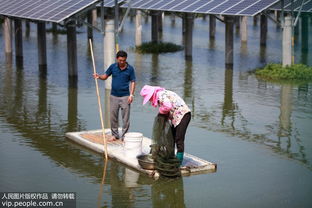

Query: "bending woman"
left=140, top=85, right=191, bottom=164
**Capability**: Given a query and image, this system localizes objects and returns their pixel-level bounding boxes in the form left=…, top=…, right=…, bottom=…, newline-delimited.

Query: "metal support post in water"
left=151, top=10, right=160, bottom=43
left=235, top=16, right=240, bottom=33
left=225, top=16, right=234, bottom=69
left=240, top=16, right=248, bottom=43
left=260, top=14, right=267, bottom=46
left=181, top=13, right=185, bottom=43
left=170, top=13, right=175, bottom=26
left=209, top=15, right=216, bottom=39
left=14, top=19, right=23, bottom=68
left=52, top=23, right=57, bottom=33
left=301, top=14, right=309, bottom=53
left=87, top=11, right=93, bottom=41
left=104, top=20, right=115, bottom=90
left=3, top=17, right=12, bottom=64
left=37, top=22, right=47, bottom=71
left=67, top=21, right=77, bottom=77
left=92, top=9, right=98, bottom=26
left=135, top=10, right=142, bottom=47
left=275, top=11, right=281, bottom=22
left=253, top=15, right=258, bottom=26
left=301, top=14, right=309, bottom=64
left=158, top=12, right=163, bottom=34
left=114, top=0, right=119, bottom=51
left=25, top=21, right=30, bottom=38
left=283, top=16, right=292, bottom=67
left=185, top=13, right=194, bottom=59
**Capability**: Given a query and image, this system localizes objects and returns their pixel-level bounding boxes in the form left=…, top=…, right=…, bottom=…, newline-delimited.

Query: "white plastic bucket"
left=124, top=132, right=143, bottom=158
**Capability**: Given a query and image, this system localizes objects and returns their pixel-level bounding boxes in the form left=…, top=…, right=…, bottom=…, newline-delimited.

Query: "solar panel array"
left=121, top=0, right=280, bottom=16
left=97, top=0, right=126, bottom=7
left=0, top=0, right=100, bottom=23
left=270, top=0, right=312, bottom=13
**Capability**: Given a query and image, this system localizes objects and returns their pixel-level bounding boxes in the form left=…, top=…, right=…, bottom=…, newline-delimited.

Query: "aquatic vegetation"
left=256, top=63, right=312, bottom=81
left=136, top=41, right=183, bottom=53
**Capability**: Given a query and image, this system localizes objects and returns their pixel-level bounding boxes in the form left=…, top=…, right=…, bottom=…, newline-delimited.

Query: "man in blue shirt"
left=93, top=51, right=136, bottom=141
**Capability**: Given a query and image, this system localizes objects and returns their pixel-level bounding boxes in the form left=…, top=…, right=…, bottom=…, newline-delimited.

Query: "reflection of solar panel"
left=121, top=0, right=280, bottom=16
left=270, top=0, right=312, bottom=12
left=0, top=0, right=100, bottom=23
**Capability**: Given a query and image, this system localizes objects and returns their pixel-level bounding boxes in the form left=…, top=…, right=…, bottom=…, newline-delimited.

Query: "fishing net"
left=150, top=114, right=181, bottom=177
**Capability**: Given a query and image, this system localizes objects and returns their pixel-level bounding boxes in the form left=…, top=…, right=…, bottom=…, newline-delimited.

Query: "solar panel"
left=0, top=0, right=100, bottom=23
left=98, top=0, right=126, bottom=8
left=239, top=0, right=280, bottom=16
left=270, top=0, right=312, bottom=13
left=183, top=0, right=211, bottom=12
left=120, top=0, right=280, bottom=16
left=171, top=0, right=203, bottom=11
left=148, top=0, right=171, bottom=10
left=209, top=0, right=243, bottom=14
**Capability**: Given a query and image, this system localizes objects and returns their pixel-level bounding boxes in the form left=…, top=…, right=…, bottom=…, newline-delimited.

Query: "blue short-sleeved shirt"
left=105, top=63, right=136, bottom=97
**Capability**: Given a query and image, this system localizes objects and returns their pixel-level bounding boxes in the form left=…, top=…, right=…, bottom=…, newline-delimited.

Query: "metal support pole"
left=25, top=21, right=30, bottom=37
left=283, top=16, right=292, bottom=66
left=37, top=22, right=47, bottom=71
left=225, top=16, right=234, bottom=69
left=3, top=17, right=12, bottom=64
left=185, top=13, right=194, bottom=59
left=240, top=16, right=248, bottom=43
left=135, top=10, right=142, bottom=47
left=260, top=14, right=267, bottom=46
left=253, top=15, right=258, bottom=26
left=151, top=11, right=160, bottom=43
left=104, top=20, right=115, bottom=90
left=67, top=21, right=77, bottom=77
left=209, top=15, right=216, bottom=39
left=114, top=0, right=119, bottom=51
left=87, top=11, right=93, bottom=41
left=92, top=9, right=98, bottom=26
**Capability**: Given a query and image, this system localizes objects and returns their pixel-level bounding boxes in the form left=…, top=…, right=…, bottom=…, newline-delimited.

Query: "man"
left=93, top=50, right=136, bottom=141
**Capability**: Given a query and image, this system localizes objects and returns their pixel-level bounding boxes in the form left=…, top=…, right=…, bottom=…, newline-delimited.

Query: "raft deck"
left=65, top=129, right=216, bottom=177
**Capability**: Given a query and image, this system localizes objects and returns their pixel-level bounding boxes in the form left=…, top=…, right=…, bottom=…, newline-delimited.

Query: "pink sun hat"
left=140, top=85, right=165, bottom=106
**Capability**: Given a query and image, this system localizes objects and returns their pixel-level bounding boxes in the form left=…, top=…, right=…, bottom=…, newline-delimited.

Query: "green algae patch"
left=136, top=42, right=183, bottom=53
left=256, top=64, right=312, bottom=81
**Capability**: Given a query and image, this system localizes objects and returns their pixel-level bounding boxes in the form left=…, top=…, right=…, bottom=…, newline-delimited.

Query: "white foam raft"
left=65, top=129, right=217, bottom=178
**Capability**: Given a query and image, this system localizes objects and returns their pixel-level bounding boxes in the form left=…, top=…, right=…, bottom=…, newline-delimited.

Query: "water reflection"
left=110, top=163, right=135, bottom=208
left=259, top=45, right=266, bottom=63
left=152, top=177, right=185, bottom=208
left=67, top=78, right=78, bottom=132
left=183, top=59, right=193, bottom=103
left=240, top=42, right=248, bottom=56
left=278, top=85, right=292, bottom=137
left=97, top=159, right=108, bottom=208
left=221, top=68, right=236, bottom=128
left=208, top=37, right=216, bottom=49
left=192, top=66, right=311, bottom=169
left=150, top=54, right=159, bottom=85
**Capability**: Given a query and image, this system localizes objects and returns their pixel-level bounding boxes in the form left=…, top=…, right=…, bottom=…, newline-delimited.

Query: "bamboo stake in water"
left=89, top=39, right=108, bottom=160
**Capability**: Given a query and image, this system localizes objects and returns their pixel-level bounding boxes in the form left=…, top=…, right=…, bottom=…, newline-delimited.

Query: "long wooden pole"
left=89, top=39, right=108, bottom=160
